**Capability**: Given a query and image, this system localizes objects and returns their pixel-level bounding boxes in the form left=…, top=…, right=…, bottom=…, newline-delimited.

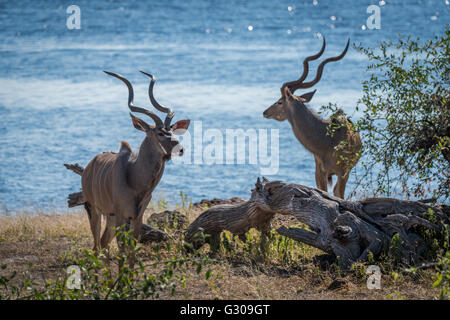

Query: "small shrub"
left=0, top=228, right=213, bottom=300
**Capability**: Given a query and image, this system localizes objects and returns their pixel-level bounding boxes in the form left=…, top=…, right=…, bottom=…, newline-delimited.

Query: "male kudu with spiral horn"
left=71, top=71, right=190, bottom=267
left=263, top=38, right=362, bottom=198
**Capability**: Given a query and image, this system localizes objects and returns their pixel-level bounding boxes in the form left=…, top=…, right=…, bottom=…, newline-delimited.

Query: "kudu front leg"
left=115, top=215, right=129, bottom=270
left=100, top=214, right=116, bottom=268
left=128, top=216, right=143, bottom=269
left=115, top=202, right=144, bottom=270
left=101, top=214, right=117, bottom=249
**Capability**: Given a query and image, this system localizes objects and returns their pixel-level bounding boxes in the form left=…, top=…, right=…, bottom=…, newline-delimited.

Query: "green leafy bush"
left=322, top=25, right=449, bottom=201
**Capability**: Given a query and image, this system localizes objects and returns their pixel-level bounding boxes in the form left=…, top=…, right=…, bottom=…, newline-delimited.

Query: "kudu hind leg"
left=85, top=203, right=101, bottom=252
left=314, top=157, right=328, bottom=192
left=333, top=174, right=349, bottom=199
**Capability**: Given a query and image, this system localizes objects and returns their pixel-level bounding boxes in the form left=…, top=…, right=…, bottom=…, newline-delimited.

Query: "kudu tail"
left=327, top=175, right=333, bottom=187
left=64, top=163, right=84, bottom=176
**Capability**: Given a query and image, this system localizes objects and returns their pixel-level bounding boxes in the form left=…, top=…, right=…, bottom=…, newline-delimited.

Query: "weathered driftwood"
left=192, top=197, right=245, bottom=209
left=65, top=164, right=87, bottom=208
left=146, top=210, right=188, bottom=230
left=139, top=223, right=169, bottom=243
left=184, top=178, right=277, bottom=252
left=68, top=191, right=85, bottom=208
left=261, top=179, right=449, bottom=269
left=64, top=163, right=84, bottom=176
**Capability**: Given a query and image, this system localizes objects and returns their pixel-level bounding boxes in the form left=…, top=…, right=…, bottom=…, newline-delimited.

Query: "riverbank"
left=0, top=198, right=442, bottom=300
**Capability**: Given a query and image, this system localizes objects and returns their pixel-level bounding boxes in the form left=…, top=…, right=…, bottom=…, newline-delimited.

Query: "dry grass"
left=0, top=202, right=442, bottom=300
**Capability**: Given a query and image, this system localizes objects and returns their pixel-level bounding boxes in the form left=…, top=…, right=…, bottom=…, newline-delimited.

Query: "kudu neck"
left=286, top=100, right=331, bottom=157
left=129, top=137, right=167, bottom=195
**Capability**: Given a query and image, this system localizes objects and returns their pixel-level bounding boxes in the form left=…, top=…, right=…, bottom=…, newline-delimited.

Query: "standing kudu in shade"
left=263, top=38, right=362, bottom=199
left=81, top=71, right=190, bottom=267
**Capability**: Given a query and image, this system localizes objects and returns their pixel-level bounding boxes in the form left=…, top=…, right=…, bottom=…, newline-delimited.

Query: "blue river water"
left=0, top=0, right=448, bottom=212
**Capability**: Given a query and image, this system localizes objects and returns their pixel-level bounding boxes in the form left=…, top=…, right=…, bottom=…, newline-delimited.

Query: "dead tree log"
left=185, top=178, right=277, bottom=252
left=146, top=210, right=188, bottom=230
left=139, top=223, right=169, bottom=243
left=68, top=191, right=85, bottom=208
left=65, top=164, right=87, bottom=208
left=263, top=180, right=449, bottom=269
left=64, top=163, right=84, bottom=176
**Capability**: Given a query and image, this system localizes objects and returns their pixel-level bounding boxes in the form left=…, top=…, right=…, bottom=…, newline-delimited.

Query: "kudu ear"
left=130, top=113, right=151, bottom=132
left=171, top=119, right=190, bottom=135
left=299, top=90, right=317, bottom=103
